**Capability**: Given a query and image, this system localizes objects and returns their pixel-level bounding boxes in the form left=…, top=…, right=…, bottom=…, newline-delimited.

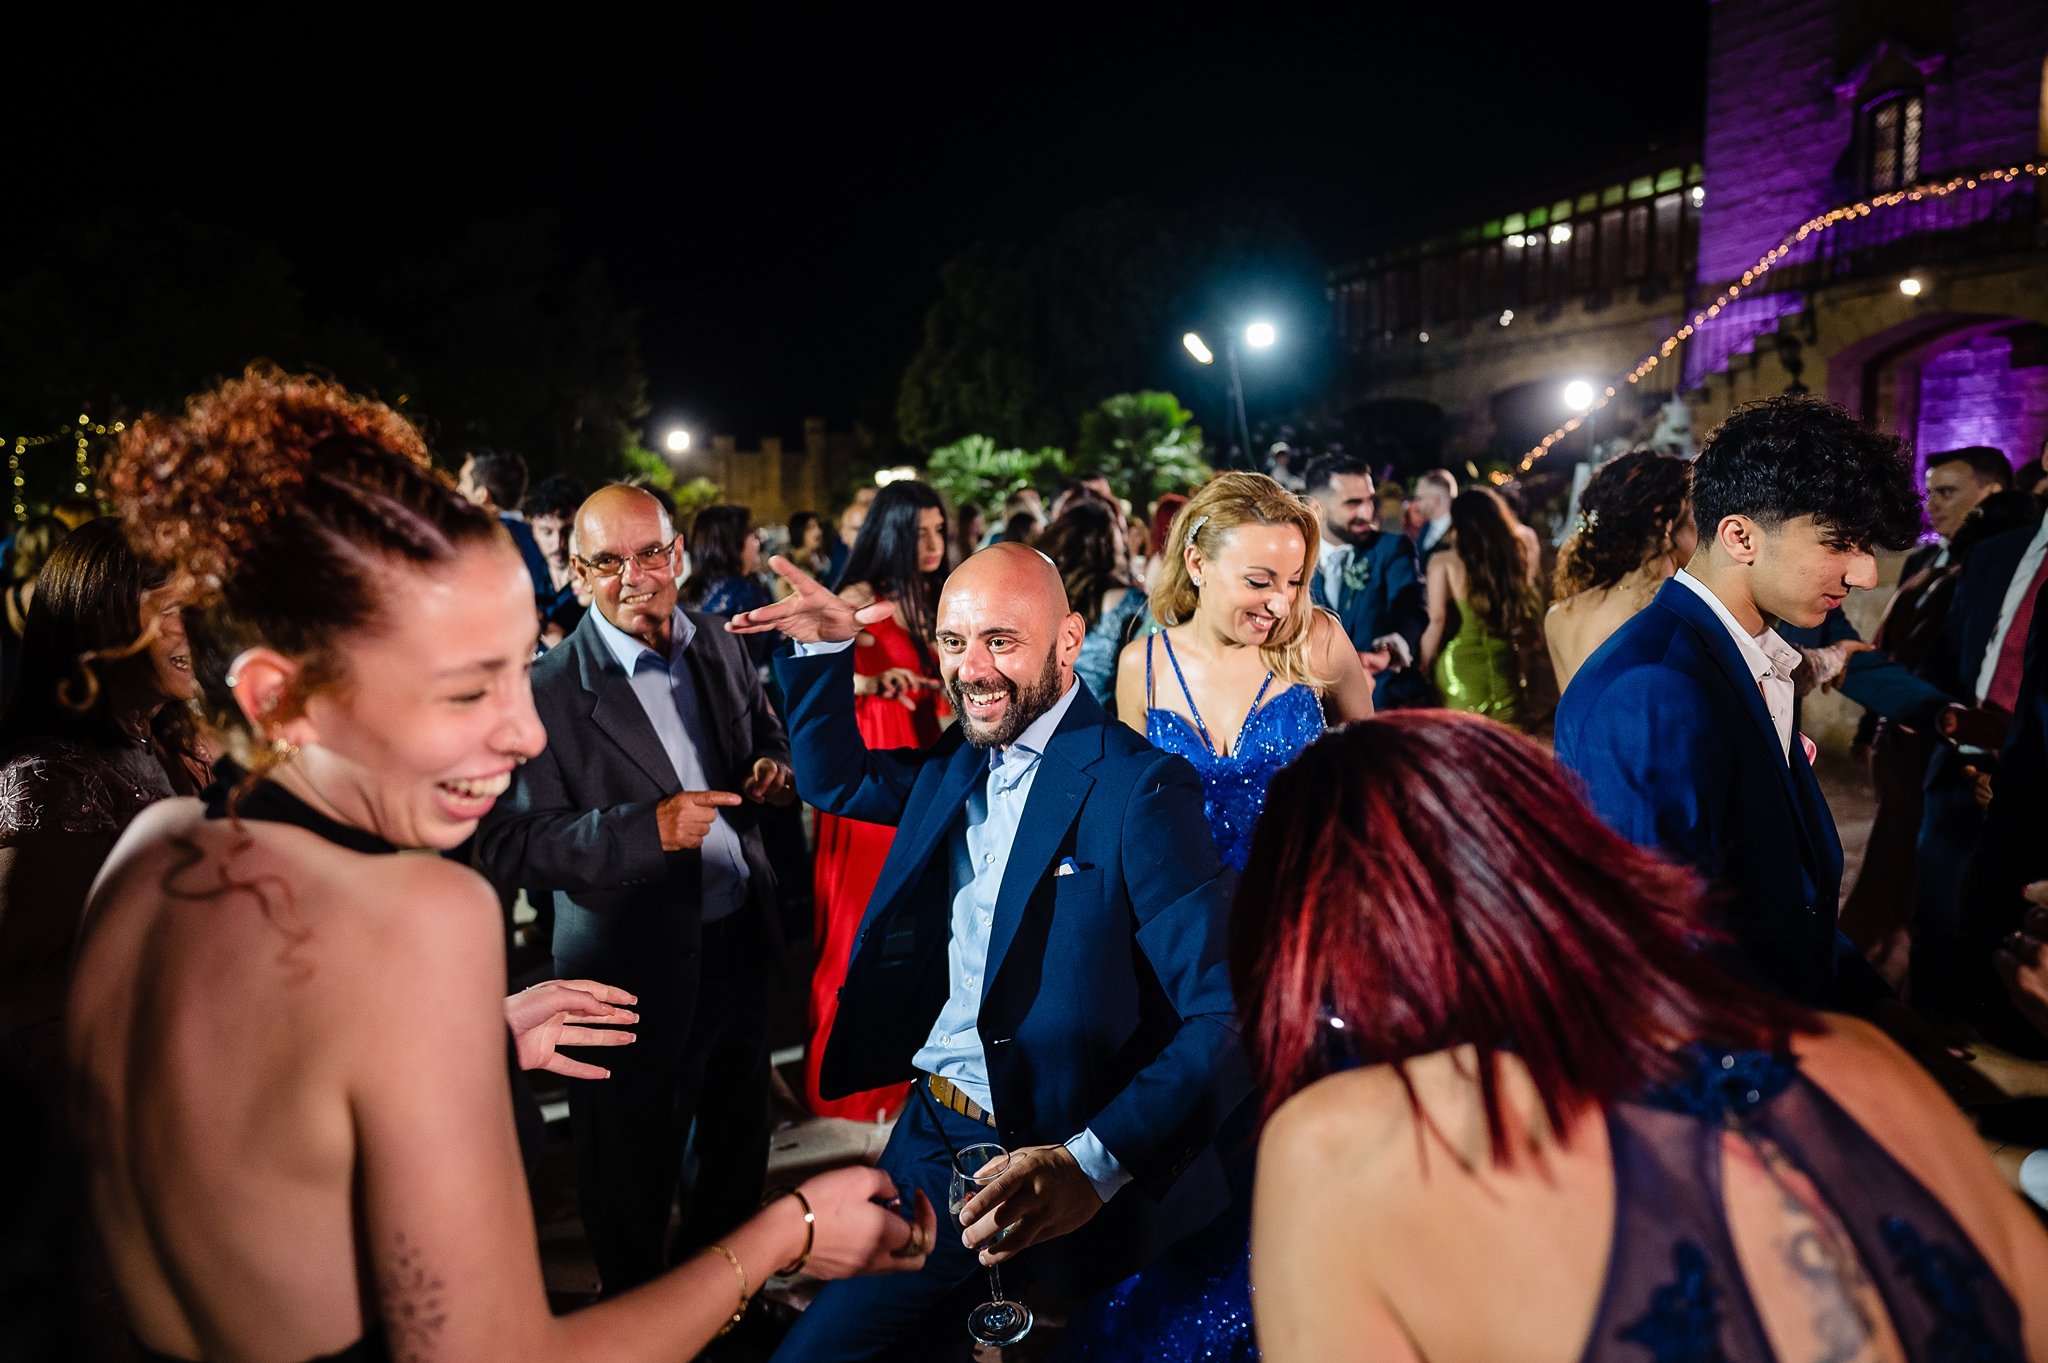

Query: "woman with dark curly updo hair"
left=1544, top=451, right=1697, bottom=689
left=66, top=366, right=933, bottom=1363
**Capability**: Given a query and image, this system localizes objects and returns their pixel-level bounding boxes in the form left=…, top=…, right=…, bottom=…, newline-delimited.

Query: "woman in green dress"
left=1420, top=489, right=1541, bottom=727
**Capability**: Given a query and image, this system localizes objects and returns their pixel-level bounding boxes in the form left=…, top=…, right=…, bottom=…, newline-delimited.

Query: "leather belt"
left=926, top=1074, right=997, bottom=1128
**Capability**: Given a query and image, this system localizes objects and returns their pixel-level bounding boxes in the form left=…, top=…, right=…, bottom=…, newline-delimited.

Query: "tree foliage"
left=923, top=434, right=1069, bottom=513
left=896, top=198, right=1326, bottom=458
left=1075, top=391, right=1208, bottom=507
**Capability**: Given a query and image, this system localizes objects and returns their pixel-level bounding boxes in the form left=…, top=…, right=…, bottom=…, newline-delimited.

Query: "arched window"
left=1864, top=90, right=1923, bottom=192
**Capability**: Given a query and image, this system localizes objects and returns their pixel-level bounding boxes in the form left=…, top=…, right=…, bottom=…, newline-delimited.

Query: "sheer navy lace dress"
left=1056, top=633, right=1326, bottom=1361
left=1583, top=1043, right=2022, bottom=1362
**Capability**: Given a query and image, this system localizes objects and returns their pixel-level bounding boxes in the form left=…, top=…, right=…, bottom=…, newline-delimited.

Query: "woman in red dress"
left=805, top=480, right=949, bottom=1119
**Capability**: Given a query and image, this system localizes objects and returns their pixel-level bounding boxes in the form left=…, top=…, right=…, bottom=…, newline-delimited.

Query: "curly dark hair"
left=1691, top=397, right=1920, bottom=553
left=1553, top=452, right=1694, bottom=597
left=1449, top=490, right=1539, bottom=637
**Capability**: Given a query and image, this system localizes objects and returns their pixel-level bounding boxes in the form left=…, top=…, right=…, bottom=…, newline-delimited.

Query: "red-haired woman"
left=1236, top=713, right=2046, bottom=1362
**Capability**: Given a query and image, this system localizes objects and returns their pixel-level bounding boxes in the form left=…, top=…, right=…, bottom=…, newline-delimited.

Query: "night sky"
left=15, top=8, right=1706, bottom=441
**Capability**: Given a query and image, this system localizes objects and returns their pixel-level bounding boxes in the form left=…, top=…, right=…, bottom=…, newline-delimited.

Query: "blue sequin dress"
left=1141, top=630, right=1326, bottom=873
left=1056, top=632, right=1325, bottom=1362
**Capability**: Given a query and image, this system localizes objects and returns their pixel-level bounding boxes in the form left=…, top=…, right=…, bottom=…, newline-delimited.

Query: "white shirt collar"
left=994, top=676, right=1082, bottom=770
left=591, top=603, right=696, bottom=670
left=1672, top=569, right=1800, bottom=682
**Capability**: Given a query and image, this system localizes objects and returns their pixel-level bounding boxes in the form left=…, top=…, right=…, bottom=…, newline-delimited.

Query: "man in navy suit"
left=1556, top=397, right=1921, bottom=1006
left=731, top=543, right=1249, bottom=1362
left=1302, top=453, right=1430, bottom=708
left=1914, top=506, right=2048, bottom=1011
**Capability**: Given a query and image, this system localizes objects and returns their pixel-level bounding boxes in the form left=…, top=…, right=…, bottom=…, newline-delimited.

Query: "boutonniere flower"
left=1341, top=555, right=1374, bottom=591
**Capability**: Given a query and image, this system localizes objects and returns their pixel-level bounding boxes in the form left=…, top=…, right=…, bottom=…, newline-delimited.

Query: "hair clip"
left=1185, top=514, right=1211, bottom=549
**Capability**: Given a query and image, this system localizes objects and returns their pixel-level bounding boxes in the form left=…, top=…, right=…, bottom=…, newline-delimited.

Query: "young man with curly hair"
left=1556, top=396, right=1921, bottom=1007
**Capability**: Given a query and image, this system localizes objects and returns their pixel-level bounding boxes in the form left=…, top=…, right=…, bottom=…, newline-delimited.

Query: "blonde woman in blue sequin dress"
left=1065, top=474, right=1369, bottom=1363
left=1113, top=473, right=1372, bottom=873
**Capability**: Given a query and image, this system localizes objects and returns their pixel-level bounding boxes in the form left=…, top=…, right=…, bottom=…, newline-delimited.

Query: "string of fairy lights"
left=1515, top=159, right=2048, bottom=474
left=6, top=414, right=123, bottom=521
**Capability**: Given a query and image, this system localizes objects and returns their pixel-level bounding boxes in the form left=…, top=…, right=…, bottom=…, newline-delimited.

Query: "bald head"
left=574, top=484, right=680, bottom=649
left=936, top=542, right=1085, bottom=747
left=946, top=541, right=1066, bottom=620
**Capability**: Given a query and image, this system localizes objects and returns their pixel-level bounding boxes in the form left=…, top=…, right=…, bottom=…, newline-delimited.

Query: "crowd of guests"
left=1, top=362, right=2045, bottom=1363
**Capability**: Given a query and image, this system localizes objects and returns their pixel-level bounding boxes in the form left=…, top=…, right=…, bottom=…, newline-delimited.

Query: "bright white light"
left=1690, top=185, right=1706, bottom=207
left=1245, top=321, right=1278, bottom=350
left=1183, top=332, right=1215, bottom=365
left=1418, top=331, right=1431, bottom=343
left=874, top=465, right=918, bottom=486
left=1505, top=233, right=1526, bottom=249
left=1549, top=222, right=1573, bottom=244
left=664, top=428, right=691, bottom=454
left=1563, top=380, right=1596, bottom=412
left=1899, top=276, right=1924, bottom=297
left=1499, top=309, right=1515, bottom=326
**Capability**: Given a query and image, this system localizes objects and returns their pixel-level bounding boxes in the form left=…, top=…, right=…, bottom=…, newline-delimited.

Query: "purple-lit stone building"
left=1331, top=0, right=2048, bottom=492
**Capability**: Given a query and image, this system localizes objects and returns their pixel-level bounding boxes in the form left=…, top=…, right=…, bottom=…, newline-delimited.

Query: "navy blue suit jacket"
left=1555, top=580, right=1843, bottom=1005
left=1928, top=524, right=2036, bottom=703
left=775, top=643, right=1252, bottom=1293
left=1308, top=531, right=1425, bottom=659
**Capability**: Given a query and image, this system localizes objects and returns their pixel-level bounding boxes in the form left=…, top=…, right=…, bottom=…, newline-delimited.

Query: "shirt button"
left=983, top=852, right=994, bottom=865
left=963, top=975, right=976, bottom=989
left=937, top=1033, right=950, bottom=1045
left=981, top=913, right=992, bottom=928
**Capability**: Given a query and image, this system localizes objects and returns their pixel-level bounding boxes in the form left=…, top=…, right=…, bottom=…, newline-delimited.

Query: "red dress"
left=805, top=609, right=943, bottom=1119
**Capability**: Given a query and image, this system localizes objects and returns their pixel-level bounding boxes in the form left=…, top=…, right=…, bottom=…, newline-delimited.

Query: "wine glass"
left=948, top=1141, right=1034, bottom=1347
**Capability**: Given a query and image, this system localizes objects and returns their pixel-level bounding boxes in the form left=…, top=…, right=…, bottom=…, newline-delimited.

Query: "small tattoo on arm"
left=380, top=1232, right=449, bottom=1363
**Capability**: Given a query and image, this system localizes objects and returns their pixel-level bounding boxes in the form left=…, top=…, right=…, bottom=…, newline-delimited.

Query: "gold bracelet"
left=764, top=1186, right=817, bottom=1278
left=706, top=1242, right=748, bottom=1336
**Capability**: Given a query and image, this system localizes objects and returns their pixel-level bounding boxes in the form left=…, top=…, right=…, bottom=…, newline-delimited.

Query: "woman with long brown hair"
left=1420, top=487, right=1541, bottom=726
left=1239, top=713, right=2045, bottom=1361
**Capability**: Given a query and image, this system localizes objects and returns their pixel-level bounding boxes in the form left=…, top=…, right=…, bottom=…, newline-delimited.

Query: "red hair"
left=1230, top=712, right=1813, bottom=1158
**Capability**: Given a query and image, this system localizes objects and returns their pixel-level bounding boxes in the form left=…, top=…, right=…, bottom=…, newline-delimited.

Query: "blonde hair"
left=1151, top=471, right=1328, bottom=688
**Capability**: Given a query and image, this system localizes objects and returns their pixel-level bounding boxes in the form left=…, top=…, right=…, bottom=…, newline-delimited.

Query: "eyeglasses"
left=574, top=536, right=678, bottom=578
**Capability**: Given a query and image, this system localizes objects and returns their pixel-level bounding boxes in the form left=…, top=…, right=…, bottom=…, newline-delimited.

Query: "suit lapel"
left=677, top=618, right=736, bottom=784
left=853, top=738, right=986, bottom=950
left=985, top=693, right=1104, bottom=987
left=571, top=618, right=681, bottom=796
left=1655, top=582, right=1826, bottom=867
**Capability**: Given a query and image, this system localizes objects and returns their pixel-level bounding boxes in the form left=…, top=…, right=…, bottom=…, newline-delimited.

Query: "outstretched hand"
left=726, top=555, right=895, bottom=644
left=506, top=979, right=639, bottom=1080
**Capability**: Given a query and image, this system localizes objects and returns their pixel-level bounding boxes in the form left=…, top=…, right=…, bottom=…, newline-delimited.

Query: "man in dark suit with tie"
left=475, top=484, right=797, bottom=1294
left=1302, top=452, right=1430, bottom=708
left=730, top=543, right=1250, bottom=1362
left=1556, top=397, right=1921, bottom=1006
left=1914, top=498, right=2048, bottom=1012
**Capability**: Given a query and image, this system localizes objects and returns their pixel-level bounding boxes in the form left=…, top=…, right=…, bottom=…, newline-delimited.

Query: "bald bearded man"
left=732, top=545, right=1250, bottom=1361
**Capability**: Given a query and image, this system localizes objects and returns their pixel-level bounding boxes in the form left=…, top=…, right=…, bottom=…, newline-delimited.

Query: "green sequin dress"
left=1435, top=598, right=1525, bottom=727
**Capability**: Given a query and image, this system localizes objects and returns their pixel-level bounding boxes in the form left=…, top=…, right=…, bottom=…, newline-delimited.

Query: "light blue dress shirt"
left=592, top=605, right=750, bottom=922
left=798, top=638, right=1130, bottom=1202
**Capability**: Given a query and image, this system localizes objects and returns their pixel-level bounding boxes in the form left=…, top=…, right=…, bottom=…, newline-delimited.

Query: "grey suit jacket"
left=473, top=607, right=789, bottom=971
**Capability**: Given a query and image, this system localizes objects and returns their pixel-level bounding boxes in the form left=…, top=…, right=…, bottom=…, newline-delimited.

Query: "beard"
left=947, top=646, right=1066, bottom=749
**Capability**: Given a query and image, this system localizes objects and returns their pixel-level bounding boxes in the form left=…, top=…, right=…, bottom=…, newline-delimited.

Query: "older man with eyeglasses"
left=476, top=483, right=797, bottom=1296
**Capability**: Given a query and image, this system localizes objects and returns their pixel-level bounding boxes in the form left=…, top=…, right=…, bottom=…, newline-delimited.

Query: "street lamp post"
left=1184, top=321, right=1278, bottom=471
